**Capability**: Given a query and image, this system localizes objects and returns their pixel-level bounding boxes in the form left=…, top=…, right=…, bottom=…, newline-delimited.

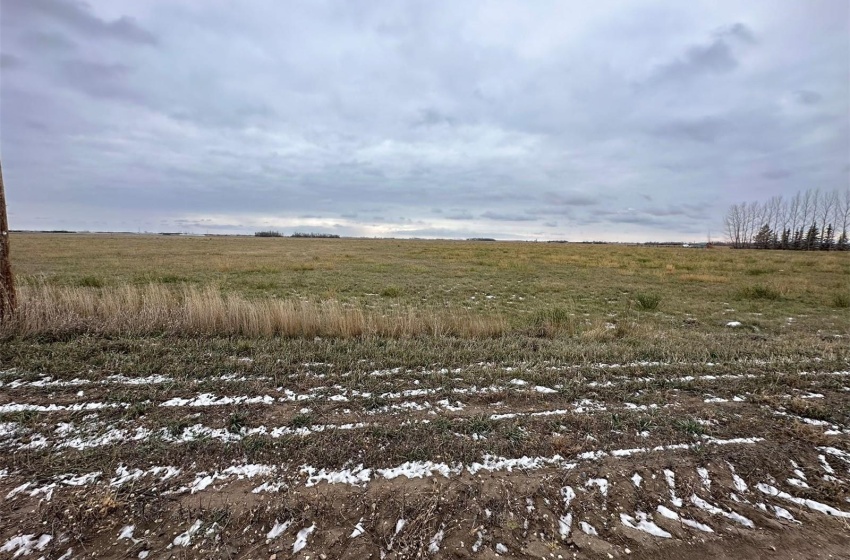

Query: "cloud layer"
left=2, top=0, right=848, bottom=240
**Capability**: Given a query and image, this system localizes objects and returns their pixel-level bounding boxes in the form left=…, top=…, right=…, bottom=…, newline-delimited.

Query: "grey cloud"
left=763, top=169, right=793, bottom=180
left=19, top=30, right=78, bottom=51
left=480, top=211, right=536, bottom=222
left=714, top=23, right=757, bottom=45
left=12, top=0, right=157, bottom=44
left=543, top=192, right=600, bottom=207
left=59, top=59, right=138, bottom=100
left=648, top=23, right=755, bottom=84
left=793, top=90, right=823, bottom=105
left=414, top=108, right=456, bottom=127
left=652, top=116, right=730, bottom=143
left=0, top=54, right=21, bottom=69
left=642, top=204, right=707, bottom=219
left=445, top=212, right=474, bottom=220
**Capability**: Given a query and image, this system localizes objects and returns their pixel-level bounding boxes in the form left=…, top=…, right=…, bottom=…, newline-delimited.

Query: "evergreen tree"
left=792, top=228, right=804, bottom=250
left=769, top=230, right=779, bottom=249
left=820, top=224, right=834, bottom=250
left=754, top=224, right=772, bottom=249
left=837, top=230, right=849, bottom=251
left=805, top=223, right=819, bottom=250
left=780, top=228, right=790, bottom=250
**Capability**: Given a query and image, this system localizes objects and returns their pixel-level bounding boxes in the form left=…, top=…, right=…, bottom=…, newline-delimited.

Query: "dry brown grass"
left=678, top=273, right=729, bottom=283
left=5, top=284, right=507, bottom=339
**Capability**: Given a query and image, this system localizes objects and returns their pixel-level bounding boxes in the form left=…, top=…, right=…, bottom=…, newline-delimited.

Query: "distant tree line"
left=254, top=231, right=341, bottom=238
left=291, top=232, right=340, bottom=238
left=725, top=188, right=850, bottom=251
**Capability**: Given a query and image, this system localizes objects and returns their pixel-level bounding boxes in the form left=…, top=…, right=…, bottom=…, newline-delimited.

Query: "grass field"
left=1, top=234, right=848, bottom=559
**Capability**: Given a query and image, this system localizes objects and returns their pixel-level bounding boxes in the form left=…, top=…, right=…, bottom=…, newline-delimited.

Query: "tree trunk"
left=0, top=158, right=17, bottom=321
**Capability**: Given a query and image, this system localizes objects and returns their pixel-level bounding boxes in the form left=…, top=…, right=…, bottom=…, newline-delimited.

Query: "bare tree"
left=0, top=158, right=16, bottom=321
left=818, top=189, right=837, bottom=236
left=725, top=203, right=744, bottom=248
left=723, top=188, right=850, bottom=251
left=788, top=191, right=801, bottom=237
left=840, top=188, right=850, bottom=235
left=801, top=189, right=814, bottom=232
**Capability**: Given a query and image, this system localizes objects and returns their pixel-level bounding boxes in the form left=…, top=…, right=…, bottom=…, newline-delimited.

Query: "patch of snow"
left=690, top=495, right=754, bottom=528
left=0, top=534, right=53, bottom=557
left=267, top=520, right=291, bottom=541
left=772, top=505, right=800, bottom=523
left=293, top=524, right=315, bottom=553
left=757, top=483, right=850, bottom=518
left=252, top=481, right=285, bottom=493
left=631, top=473, right=643, bottom=487
left=558, top=513, right=572, bottom=539
left=586, top=478, right=609, bottom=496
left=173, top=520, right=203, bottom=547
left=534, top=385, right=557, bottom=394
left=118, top=525, right=137, bottom=543
left=6, top=483, right=32, bottom=499
left=472, top=531, right=484, bottom=553
left=61, top=471, right=101, bottom=486
left=656, top=505, right=713, bottom=532
left=468, top=455, right=563, bottom=475
left=697, top=467, right=711, bottom=489
left=620, top=512, right=672, bottom=538
left=428, top=528, right=445, bottom=553
left=496, top=543, right=508, bottom=554
left=0, top=402, right=124, bottom=413
left=726, top=321, right=742, bottom=327
left=819, top=446, right=850, bottom=464
left=350, top=518, right=365, bottom=538
left=787, top=478, right=809, bottom=489
left=664, top=470, right=683, bottom=507
left=579, top=521, right=598, bottom=536
left=161, top=393, right=275, bottom=407
left=561, top=486, right=576, bottom=506
left=378, top=460, right=459, bottom=480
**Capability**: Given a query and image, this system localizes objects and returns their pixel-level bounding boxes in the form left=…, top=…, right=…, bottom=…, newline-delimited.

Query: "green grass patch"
left=634, top=293, right=661, bottom=311
left=737, top=284, right=781, bottom=301
left=76, top=275, right=104, bottom=288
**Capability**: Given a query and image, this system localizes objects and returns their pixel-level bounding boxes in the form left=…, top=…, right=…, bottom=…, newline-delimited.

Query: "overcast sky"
left=2, top=0, right=848, bottom=240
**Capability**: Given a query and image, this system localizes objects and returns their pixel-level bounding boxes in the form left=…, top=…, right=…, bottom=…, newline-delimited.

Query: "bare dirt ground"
left=1, top=356, right=849, bottom=559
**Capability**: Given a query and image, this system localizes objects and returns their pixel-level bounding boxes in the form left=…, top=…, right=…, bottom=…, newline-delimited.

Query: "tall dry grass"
left=3, top=284, right=507, bottom=339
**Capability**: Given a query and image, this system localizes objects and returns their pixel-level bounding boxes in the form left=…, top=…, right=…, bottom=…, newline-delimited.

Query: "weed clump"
left=288, top=413, right=314, bottom=429
left=464, top=414, right=495, bottom=436
left=531, top=307, right=575, bottom=336
left=737, top=284, right=781, bottom=301
left=634, top=293, right=661, bottom=310
left=227, top=412, right=247, bottom=434
left=76, top=276, right=104, bottom=288
left=674, top=418, right=705, bottom=437
left=832, top=292, right=850, bottom=308
left=380, top=286, right=402, bottom=298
